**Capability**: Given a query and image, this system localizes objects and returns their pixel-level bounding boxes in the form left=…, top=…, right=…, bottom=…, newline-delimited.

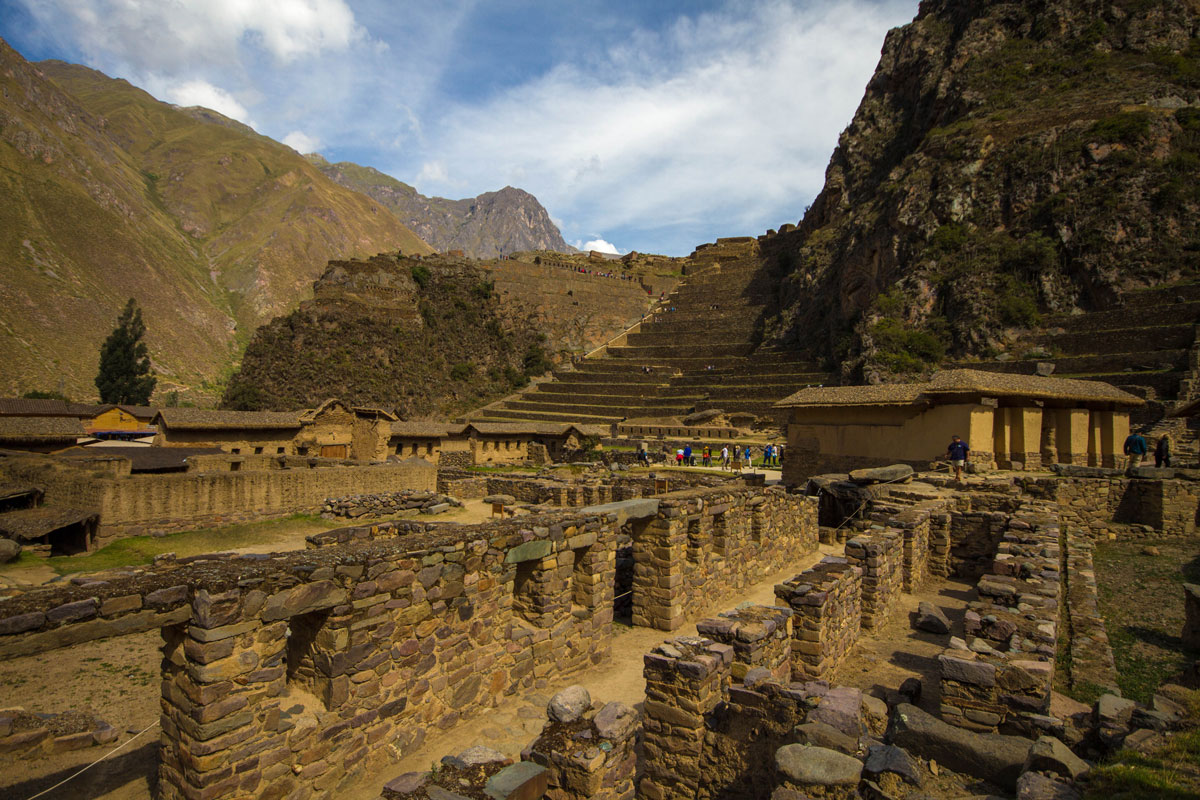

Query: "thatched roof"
left=390, top=421, right=467, bottom=438
left=465, top=422, right=586, bottom=437
left=155, top=408, right=302, bottom=431
left=0, top=416, right=86, bottom=441
left=0, top=507, right=98, bottom=542
left=777, top=369, right=1143, bottom=409
left=0, top=398, right=94, bottom=418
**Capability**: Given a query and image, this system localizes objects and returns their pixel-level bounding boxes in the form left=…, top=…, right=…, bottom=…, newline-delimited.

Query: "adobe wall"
left=0, top=458, right=437, bottom=543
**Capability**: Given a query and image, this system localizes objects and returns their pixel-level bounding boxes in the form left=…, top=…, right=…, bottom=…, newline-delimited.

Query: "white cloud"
left=282, top=130, right=322, bottom=153
left=415, top=160, right=453, bottom=188
left=162, top=79, right=251, bottom=122
left=25, top=0, right=362, bottom=71
left=583, top=239, right=620, bottom=255
left=411, top=0, right=917, bottom=252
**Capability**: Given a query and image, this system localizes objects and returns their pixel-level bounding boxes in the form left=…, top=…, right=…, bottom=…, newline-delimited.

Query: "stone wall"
left=774, top=558, right=862, bottom=681
left=1026, top=473, right=1200, bottom=539
left=632, top=487, right=818, bottom=631
left=696, top=604, right=793, bottom=682
left=844, top=530, right=903, bottom=630
left=939, top=502, right=1062, bottom=735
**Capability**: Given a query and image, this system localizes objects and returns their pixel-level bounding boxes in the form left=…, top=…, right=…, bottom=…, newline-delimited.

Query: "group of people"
left=1123, top=431, right=1172, bottom=470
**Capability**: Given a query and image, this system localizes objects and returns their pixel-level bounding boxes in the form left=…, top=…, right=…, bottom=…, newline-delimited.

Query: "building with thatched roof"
left=152, top=408, right=302, bottom=455
left=0, top=416, right=86, bottom=452
left=775, top=369, right=1144, bottom=483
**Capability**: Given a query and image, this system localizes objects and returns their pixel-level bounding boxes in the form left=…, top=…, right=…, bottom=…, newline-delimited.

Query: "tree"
left=95, top=299, right=156, bottom=404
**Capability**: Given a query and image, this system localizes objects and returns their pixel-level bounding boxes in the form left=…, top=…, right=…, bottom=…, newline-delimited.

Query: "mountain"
left=309, top=156, right=572, bottom=258
left=222, top=254, right=555, bottom=417
left=0, top=38, right=432, bottom=403
left=764, top=0, right=1200, bottom=381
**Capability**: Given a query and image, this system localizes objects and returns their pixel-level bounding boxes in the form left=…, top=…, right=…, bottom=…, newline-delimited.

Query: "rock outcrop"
left=765, top=0, right=1200, bottom=382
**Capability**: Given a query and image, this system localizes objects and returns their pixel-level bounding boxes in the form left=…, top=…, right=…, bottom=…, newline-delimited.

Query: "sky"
left=0, top=0, right=919, bottom=256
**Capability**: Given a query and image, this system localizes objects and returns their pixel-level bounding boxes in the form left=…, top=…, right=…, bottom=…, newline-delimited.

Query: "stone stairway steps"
left=1120, top=282, right=1200, bottom=309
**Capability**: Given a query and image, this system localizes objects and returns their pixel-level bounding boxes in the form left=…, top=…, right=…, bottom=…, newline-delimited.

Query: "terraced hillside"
left=949, top=283, right=1200, bottom=424
left=471, top=238, right=831, bottom=425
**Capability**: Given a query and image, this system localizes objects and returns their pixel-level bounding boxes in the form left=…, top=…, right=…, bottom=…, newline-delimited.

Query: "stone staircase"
left=948, top=283, right=1200, bottom=427
left=471, top=240, right=832, bottom=425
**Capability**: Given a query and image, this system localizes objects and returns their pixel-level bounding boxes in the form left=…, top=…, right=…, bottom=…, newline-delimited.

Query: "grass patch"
left=1092, top=538, right=1200, bottom=703
left=8, top=514, right=339, bottom=576
left=1085, top=718, right=1200, bottom=799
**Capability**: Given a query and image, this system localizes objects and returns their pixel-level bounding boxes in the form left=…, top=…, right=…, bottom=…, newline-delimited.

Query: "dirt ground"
left=0, top=508, right=981, bottom=800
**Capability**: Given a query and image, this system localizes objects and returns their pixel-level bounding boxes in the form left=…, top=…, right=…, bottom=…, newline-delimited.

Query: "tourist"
left=1123, top=429, right=1148, bottom=471
left=676, top=448, right=684, bottom=466
left=720, top=445, right=729, bottom=470
left=765, top=443, right=774, bottom=467
left=637, top=445, right=650, bottom=466
left=702, top=445, right=711, bottom=467
left=744, top=445, right=753, bottom=470
left=683, top=444, right=693, bottom=467
left=946, top=435, right=969, bottom=482
left=1155, top=434, right=1171, bottom=468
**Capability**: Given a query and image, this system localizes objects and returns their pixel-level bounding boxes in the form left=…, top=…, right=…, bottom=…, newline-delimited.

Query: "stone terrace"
left=473, top=238, right=830, bottom=425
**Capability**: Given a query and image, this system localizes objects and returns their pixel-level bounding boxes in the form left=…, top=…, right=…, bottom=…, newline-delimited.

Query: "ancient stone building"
left=776, top=369, right=1142, bottom=483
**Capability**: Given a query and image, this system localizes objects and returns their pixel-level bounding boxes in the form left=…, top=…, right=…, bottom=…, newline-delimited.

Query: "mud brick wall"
left=641, top=637, right=733, bottom=800
left=775, top=558, right=862, bottom=681
left=844, top=530, right=902, bottom=630
left=633, top=487, right=818, bottom=631
left=695, top=605, right=793, bottom=682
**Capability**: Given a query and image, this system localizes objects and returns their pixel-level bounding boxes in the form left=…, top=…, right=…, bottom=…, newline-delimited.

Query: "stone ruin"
left=1, top=465, right=1198, bottom=799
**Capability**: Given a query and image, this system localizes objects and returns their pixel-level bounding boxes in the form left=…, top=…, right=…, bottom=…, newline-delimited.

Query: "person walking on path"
left=683, top=444, right=693, bottom=467
left=744, top=445, right=753, bottom=472
left=720, top=445, right=729, bottom=470
left=1155, top=434, right=1171, bottom=468
left=946, top=435, right=969, bottom=482
left=1124, top=430, right=1148, bottom=471
left=702, top=445, right=711, bottom=467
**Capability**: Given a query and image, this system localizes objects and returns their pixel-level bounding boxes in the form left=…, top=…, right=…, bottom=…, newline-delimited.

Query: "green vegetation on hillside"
left=223, top=259, right=551, bottom=416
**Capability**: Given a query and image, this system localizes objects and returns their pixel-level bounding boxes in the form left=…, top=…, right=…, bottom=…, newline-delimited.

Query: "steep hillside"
left=0, top=39, right=431, bottom=402
left=222, top=255, right=557, bottom=417
left=765, top=0, right=1200, bottom=382
left=309, top=156, right=571, bottom=257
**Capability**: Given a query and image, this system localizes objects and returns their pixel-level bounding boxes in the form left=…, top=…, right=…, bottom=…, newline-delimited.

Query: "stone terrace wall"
left=0, top=508, right=619, bottom=800
left=632, top=487, right=818, bottom=630
left=1025, top=474, right=1200, bottom=539
left=774, top=558, right=862, bottom=681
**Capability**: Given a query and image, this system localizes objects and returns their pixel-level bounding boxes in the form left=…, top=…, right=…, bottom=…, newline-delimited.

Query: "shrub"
left=522, top=343, right=552, bottom=377
left=450, top=363, right=473, bottom=381
left=1088, top=111, right=1152, bottom=145
left=411, top=264, right=431, bottom=289
left=870, top=318, right=946, bottom=373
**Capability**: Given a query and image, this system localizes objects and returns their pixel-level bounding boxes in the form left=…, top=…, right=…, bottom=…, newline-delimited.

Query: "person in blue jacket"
left=1123, top=430, right=1147, bottom=471
left=946, top=435, right=969, bottom=482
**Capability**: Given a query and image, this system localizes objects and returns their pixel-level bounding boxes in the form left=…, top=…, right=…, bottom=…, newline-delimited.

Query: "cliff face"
left=310, top=157, right=573, bottom=257
left=767, top=0, right=1200, bottom=379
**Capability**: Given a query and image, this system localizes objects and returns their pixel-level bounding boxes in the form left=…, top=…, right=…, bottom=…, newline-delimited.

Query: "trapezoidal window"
left=686, top=516, right=703, bottom=564
left=286, top=609, right=335, bottom=710
left=571, top=546, right=595, bottom=610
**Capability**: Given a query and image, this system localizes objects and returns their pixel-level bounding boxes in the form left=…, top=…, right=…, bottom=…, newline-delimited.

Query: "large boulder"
left=547, top=685, right=591, bottom=724
left=914, top=602, right=951, bottom=634
left=775, top=744, right=863, bottom=787
left=1023, top=735, right=1090, bottom=780
left=0, top=538, right=20, bottom=563
left=849, top=464, right=914, bottom=485
left=887, top=703, right=1031, bottom=790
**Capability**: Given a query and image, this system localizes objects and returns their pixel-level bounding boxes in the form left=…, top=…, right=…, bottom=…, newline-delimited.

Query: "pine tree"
left=95, top=299, right=156, bottom=404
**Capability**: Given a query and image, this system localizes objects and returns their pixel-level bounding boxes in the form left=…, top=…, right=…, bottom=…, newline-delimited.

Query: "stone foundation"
left=695, top=604, right=793, bottom=682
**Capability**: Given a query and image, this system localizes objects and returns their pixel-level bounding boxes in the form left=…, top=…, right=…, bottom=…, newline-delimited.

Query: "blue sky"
left=0, top=0, right=919, bottom=256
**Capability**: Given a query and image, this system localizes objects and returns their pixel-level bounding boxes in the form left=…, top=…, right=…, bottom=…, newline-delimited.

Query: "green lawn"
left=1092, top=538, right=1200, bottom=703
left=0, top=513, right=340, bottom=576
